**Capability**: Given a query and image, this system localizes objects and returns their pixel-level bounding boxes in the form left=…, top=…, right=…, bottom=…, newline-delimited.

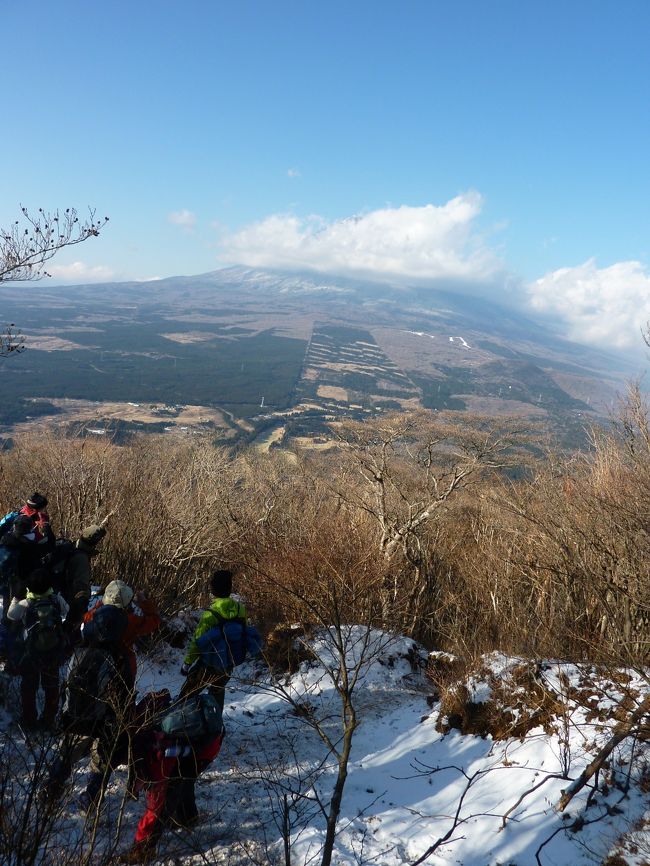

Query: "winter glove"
left=180, top=663, right=191, bottom=677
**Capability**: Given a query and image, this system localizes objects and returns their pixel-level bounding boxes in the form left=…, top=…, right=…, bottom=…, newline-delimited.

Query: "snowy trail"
left=1, top=630, right=648, bottom=865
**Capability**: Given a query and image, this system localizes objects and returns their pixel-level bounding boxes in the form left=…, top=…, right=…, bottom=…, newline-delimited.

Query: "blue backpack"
left=196, top=614, right=263, bottom=671
left=0, top=511, right=19, bottom=539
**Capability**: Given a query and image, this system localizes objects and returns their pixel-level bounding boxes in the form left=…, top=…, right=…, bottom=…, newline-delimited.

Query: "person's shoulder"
left=210, top=596, right=246, bottom=620
left=7, top=597, right=28, bottom=620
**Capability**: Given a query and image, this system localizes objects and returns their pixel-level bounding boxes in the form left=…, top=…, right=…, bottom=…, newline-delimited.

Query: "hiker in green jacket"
left=178, top=569, right=246, bottom=712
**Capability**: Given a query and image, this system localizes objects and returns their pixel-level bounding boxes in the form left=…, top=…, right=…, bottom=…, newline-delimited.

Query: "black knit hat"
left=210, top=569, right=233, bottom=598
left=25, top=567, right=52, bottom=594
left=26, top=492, right=48, bottom=510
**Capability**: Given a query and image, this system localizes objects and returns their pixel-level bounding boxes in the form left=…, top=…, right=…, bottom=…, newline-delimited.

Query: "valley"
left=0, top=267, right=637, bottom=450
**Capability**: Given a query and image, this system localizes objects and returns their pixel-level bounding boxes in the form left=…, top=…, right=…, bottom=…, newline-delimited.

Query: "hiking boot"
left=37, top=716, right=57, bottom=734
left=119, top=840, right=158, bottom=864
left=38, top=779, right=65, bottom=808
left=19, top=718, right=43, bottom=745
left=170, top=811, right=201, bottom=830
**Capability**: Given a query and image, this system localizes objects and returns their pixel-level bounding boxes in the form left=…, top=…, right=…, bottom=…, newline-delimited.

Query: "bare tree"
left=333, top=411, right=535, bottom=636
left=247, top=538, right=414, bottom=866
left=0, top=323, right=24, bottom=358
left=0, top=205, right=109, bottom=356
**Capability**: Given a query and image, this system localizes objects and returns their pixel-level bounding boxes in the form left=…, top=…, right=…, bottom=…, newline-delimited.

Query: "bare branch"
left=0, top=205, right=109, bottom=284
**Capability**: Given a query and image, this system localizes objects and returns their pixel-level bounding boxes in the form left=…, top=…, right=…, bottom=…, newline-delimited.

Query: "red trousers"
left=134, top=734, right=223, bottom=844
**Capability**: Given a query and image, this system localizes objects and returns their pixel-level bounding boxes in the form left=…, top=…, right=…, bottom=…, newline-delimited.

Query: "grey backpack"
left=160, top=693, right=223, bottom=742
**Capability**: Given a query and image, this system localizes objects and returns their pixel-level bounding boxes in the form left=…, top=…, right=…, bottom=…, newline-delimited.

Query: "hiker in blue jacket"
left=178, top=569, right=247, bottom=712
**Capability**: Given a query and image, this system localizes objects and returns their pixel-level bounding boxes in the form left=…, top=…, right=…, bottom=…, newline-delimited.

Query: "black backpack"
left=63, top=645, right=123, bottom=734
left=0, top=543, right=17, bottom=584
left=62, top=606, right=130, bottom=733
left=23, top=596, right=65, bottom=659
left=41, top=539, right=77, bottom=595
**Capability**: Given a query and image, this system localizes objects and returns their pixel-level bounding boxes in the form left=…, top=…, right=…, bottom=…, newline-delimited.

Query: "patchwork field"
left=0, top=266, right=633, bottom=448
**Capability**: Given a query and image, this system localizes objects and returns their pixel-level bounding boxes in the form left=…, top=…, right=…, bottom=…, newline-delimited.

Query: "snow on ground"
left=404, top=330, right=436, bottom=340
left=448, top=336, right=472, bottom=349
left=1, top=627, right=649, bottom=865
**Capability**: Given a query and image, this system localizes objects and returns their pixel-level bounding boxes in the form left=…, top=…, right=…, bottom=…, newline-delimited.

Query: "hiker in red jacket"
left=122, top=705, right=224, bottom=863
left=84, top=580, right=161, bottom=679
left=19, top=493, right=55, bottom=550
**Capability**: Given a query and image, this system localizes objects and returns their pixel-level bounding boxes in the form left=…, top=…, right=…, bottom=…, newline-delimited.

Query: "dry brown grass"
left=433, top=659, right=566, bottom=741
left=1, top=390, right=649, bottom=670
left=264, top=624, right=317, bottom=674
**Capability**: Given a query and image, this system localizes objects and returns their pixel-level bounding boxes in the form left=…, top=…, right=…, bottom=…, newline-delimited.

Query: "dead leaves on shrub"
left=431, top=657, right=571, bottom=741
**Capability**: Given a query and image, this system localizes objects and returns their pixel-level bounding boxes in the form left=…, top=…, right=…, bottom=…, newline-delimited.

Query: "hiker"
left=84, top=579, right=161, bottom=680
left=6, top=567, right=69, bottom=732
left=19, top=493, right=55, bottom=550
left=62, top=524, right=108, bottom=638
left=0, top=492, right=54, bottom=550
left=44, top=604, right=134, bottom=808
left=0, top=515, right=42, bottom=617
left=122, top=692, right=225, bottom=864
left=178, top=569, right=248, bottom=712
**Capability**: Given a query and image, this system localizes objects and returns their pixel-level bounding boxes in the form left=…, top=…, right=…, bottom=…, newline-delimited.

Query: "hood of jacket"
left=209, top=596, right=246, bottom=621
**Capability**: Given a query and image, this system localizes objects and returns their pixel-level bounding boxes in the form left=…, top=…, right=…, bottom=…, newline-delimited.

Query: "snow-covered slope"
left=1, top=627, right=648, bottom=865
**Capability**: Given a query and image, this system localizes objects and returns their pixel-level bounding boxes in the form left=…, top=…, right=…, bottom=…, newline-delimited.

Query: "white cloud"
left=287, top=168, right=301, bottom=178
left=168, top=209, right=196, bottom=229
left=219, top=193, right=501, bottom=285
left=47, top=261, right=115, bottom=283
left=529, top=259, right=650, bottom=350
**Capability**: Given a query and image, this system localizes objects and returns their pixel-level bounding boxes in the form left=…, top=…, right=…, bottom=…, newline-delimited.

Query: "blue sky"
left=2, top=0, right=649, bottom=350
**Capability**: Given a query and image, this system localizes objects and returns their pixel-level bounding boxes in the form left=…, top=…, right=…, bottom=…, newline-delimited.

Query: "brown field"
left=9, top=398, right=234, bottom=437
left=379, top=396, right=422, bottom=410
left=291, top=436, right=338, bottom=451
left=161, top=313, right=315, bottom=341
left=24, top=335, right=91, bottom=352
left=372, top=327, right=493, bottom=373
left=255, top=425, right=286, bottom=452
left=317, top=385, right=349, bottom=401
left=458, top=396, right=549, bottom=417
left=547, top=370, right=619, bottom=413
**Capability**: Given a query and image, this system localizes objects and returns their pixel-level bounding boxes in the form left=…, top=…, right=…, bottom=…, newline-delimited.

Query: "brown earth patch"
left=435, top=659, right=565, bottom=741
left=264, top=623, right=317, bottom=673
left=459, top=396, right=548, bottom=417
left=317, top=385, right=348, bottom=401
left=8, top=398, right=234, bottom=437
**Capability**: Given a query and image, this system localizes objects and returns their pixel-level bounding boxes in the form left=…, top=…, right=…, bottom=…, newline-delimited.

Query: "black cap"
left=26, top=493, right=48, bottom=510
